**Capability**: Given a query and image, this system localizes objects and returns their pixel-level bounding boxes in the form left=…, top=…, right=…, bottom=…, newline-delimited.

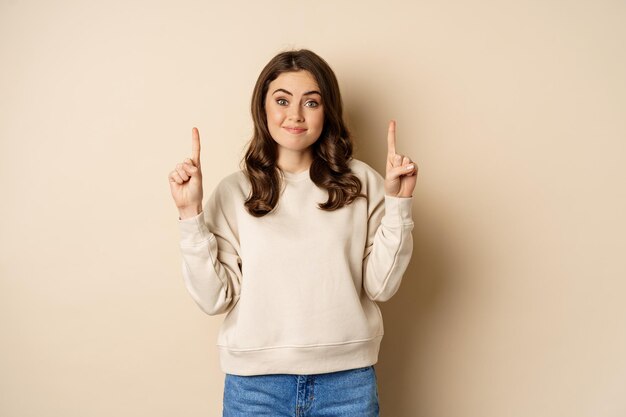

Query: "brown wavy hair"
left=240, top=49, right=366, bottom=217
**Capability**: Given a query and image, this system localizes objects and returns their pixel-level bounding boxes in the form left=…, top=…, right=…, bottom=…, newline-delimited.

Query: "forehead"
left=267, top=70, right=319, bottom=93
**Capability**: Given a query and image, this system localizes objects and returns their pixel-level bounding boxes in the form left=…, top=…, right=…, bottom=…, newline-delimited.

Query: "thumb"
left=388, top=163, right=415, bottom=180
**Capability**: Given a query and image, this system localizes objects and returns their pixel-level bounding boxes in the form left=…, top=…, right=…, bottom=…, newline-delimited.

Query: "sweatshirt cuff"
left=381, top=195, right=414, bottom=227
left=178, top=211, right=212, bottom=245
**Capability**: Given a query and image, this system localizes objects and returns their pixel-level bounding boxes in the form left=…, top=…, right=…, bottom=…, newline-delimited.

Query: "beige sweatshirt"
left=178, top=158, right=414, bottom=376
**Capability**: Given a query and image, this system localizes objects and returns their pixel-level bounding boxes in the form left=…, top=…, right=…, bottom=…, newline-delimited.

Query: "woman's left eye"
left=305, top=101, right=319, bottom=108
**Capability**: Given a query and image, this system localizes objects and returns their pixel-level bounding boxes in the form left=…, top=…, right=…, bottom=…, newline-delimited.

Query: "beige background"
left=1, top=0, right=625, bottom=416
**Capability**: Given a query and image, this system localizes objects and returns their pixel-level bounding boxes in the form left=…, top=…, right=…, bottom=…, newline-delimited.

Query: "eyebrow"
left=272, top=88, right=321, bottom=97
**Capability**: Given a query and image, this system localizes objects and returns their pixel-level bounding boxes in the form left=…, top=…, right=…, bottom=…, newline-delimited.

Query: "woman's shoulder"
left=348, top=158, right=385, bottom=184
left=212, top=169, right=250, bottom=197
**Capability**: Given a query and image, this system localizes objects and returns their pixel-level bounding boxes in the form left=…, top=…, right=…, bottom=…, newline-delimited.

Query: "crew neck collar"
left=281, top=167, right=310, bottom=182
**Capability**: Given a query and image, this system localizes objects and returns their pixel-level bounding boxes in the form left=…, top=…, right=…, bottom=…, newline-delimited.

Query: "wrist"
left=178, top=205, right=202, bottom=220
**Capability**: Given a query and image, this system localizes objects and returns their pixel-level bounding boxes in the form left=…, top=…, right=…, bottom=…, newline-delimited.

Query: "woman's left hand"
left=384, top=120, right=418, bottom=197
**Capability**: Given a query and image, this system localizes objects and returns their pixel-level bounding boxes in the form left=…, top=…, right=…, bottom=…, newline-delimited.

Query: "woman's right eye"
left=276, top=98, right=288, bottom=106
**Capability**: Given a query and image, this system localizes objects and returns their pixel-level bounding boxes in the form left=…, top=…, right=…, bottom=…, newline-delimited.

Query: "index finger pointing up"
left=387, top=119, right=397, bottom=156
left=191, top=127, right=201, bottom=166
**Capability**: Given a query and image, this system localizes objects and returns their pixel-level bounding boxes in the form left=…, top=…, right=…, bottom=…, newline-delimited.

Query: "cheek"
left=312, top=112, right=324, bottom=130
left=265, top=106, right=283, bottom=127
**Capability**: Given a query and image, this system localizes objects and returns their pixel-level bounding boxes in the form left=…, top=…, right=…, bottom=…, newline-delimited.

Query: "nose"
left=287, top=104, right=304, bottom=122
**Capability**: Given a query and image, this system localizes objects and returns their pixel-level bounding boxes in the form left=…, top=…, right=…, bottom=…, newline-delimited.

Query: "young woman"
left=168, top=49, right=417, bottom=417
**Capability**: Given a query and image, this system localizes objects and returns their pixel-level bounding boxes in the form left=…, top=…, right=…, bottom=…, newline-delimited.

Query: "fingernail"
left=406, top=164, right=414, bottom=170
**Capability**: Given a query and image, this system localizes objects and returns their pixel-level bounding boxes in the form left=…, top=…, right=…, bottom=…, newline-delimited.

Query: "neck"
left=277, top=150, right=313, bottom=174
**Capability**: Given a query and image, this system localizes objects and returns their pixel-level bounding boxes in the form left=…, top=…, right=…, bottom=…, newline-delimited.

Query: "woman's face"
left=264, top=70, right=324, bottom=158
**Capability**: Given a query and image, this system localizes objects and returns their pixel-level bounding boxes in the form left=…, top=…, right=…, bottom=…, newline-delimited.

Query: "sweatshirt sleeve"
left=362, top=175, right=414, bottom=302
left=177, top=181, right=242, bottom=315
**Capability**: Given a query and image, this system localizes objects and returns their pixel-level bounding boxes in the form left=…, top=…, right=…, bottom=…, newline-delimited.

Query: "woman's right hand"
left=169, top=127, right=204, bottom=219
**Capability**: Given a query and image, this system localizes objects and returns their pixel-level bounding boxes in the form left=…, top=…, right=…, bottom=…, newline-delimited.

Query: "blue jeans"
left=222, top=365, right=380, bottom=417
